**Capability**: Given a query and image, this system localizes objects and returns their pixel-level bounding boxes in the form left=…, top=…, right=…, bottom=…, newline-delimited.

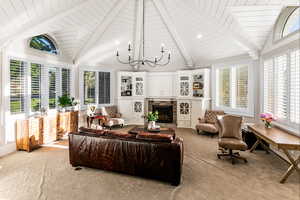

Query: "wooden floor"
left=0, top=126, right=299, bottom=200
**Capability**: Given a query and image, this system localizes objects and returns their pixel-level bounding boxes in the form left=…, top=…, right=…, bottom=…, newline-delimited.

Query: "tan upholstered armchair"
left=196, top=110, right=225, bottom=135
left=216, top=115, right=248, bottom=164
left=100, top=106, right=125, bottom=129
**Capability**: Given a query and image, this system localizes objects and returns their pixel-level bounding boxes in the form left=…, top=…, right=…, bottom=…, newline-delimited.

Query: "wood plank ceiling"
left=0, top=0, right=299, bottom=70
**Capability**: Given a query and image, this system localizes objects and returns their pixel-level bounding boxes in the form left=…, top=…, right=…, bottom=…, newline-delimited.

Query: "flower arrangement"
left=260, top=113, right=276, bottom=128
left=146, top=111, right=159, bottom=122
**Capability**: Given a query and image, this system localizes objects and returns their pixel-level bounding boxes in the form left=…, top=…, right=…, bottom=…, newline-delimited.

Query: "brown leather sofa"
left=68, top=128, right=184, bottom=185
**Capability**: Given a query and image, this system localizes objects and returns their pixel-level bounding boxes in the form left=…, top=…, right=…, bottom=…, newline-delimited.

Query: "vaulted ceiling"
left=0, top=0, right=299, bottom=70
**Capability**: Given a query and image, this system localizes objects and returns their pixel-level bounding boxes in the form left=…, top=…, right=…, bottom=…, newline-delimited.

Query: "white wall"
left=147, top=72, right=176, bottom=98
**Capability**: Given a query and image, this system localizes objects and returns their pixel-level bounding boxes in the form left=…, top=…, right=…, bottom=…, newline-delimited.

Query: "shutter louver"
left=275, top=54, right=288, bottom=119
left=31, top=63, right=41, bottom=112
left=61, top=68, right=71, bottom=96
left=10, top=60, right=26, bottom=114
left=236, top=65, right=248, bottom=108
left=263, top=59, right=274, bottom=113
left=98, top=72, right=110, bottom=104
left=290, top=49, right=300, bottom=124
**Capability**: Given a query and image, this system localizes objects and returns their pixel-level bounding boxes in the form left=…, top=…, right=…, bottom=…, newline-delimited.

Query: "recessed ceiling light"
left=197, top=34, right=203, bottom=39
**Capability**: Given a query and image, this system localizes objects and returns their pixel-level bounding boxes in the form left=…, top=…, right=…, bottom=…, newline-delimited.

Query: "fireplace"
left=147, top=99, right=177, bottom=124
left=152, top=105, right=173, bottom=123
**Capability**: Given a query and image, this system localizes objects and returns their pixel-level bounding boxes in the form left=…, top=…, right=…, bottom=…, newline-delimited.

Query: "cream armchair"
left=100, top=106, right=125, bottom=129
left=196, top=110, right=225, bottom=135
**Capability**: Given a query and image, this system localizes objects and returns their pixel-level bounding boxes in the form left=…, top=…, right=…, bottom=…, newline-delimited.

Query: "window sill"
left=213, top=106, right=254, bottom=118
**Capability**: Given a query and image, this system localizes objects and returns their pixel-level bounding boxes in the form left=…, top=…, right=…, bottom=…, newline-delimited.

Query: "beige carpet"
left=0, top=126, right=299, bottom=200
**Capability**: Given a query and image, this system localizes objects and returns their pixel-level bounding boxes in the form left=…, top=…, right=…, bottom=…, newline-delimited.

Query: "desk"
left=248, top=124, right=300, bottom=183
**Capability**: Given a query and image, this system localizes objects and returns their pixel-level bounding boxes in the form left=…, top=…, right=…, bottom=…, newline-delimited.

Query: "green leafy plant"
left=146, top=111, right=159, bottom=122
left=58, top=95, right=73, bottom=108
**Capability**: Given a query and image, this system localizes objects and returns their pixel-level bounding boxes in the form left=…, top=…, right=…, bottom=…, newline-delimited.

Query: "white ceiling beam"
left=74, top=0, right=129, bottom=64
left=0, top=0, right=90, bottom=49
left=132, top=0, right=144, bottom=70
left=152, top=0, right=195, bottom=67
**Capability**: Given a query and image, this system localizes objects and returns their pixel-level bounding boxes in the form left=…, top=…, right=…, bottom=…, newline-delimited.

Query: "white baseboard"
left=0, top=143, right=16, bottom=157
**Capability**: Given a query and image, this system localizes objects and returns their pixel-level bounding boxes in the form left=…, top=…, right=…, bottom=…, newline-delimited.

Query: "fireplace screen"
left=152, top=105, right=173, bottom=123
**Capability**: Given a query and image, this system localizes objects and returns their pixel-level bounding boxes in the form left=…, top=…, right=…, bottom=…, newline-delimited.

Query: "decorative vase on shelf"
left=148, top=121, right=156, bottom=130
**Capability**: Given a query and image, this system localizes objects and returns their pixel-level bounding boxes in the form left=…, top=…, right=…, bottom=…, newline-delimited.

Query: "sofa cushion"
left=79, top=127, right=105, bottom=135
left=104, top=130, right=136, bottom=139
left=136, top=132, right=173, bottom=143
left=196, top=123, right=218, bottom=133
left=218, top=138, right=248, bottom=151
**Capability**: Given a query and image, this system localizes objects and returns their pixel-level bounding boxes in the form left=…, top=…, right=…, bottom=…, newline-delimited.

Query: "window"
left=282, top=7, right=300, bottom=38
left=82, top=71, right=111, bottom=105
left=214, top=64, right=252, bottom=116
left=84, top=71, right=96, bottom=104
left=29, top=35, right=58, bottom=55
left=98, top=72, right=110, bottom=104
left=10, top=60, right=26, bottom=114
left=263, top=49, right=300, bottom=131
left=31, top=63, right=41, bottom=112
left=61, top=68, right=71, bottom=96
left=48, top=67, right=57, bottom=109
left=9, top=58, right=72, bottom=114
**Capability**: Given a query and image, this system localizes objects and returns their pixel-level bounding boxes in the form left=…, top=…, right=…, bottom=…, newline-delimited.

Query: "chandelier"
left=116, top=0, right=171, bottom=68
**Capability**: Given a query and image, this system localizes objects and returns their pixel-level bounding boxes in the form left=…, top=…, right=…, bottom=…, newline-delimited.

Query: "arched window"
left=29, top=35, right=58, bottom=55
left=282, top=7, right=300, bottom=38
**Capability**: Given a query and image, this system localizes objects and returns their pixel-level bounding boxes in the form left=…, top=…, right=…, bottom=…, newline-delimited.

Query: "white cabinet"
left=118, top=72, right=146, bottom=98
left=177, top=100, right=191, bottom=128
left=177, top=69, right=210, bottom=99
left=133, top=100, right=144, bottom=124
left=177, top=71, right=192, bottom=98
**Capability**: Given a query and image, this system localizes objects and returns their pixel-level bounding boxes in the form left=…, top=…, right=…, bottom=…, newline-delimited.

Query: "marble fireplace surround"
left=146, top=98, right=177, bottom=124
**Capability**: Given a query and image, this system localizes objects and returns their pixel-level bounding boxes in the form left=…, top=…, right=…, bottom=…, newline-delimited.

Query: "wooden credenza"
left=16, top=111, right=78, bottom=152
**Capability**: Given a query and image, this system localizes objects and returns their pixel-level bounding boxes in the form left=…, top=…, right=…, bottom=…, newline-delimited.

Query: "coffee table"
left=128, top=126, right=176, bottom=138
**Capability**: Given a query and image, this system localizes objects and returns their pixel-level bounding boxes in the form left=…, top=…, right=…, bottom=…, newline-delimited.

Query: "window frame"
left=7, top=56, right=73, bottom=117
left=261, top=48, right=300, bottom=136
left=212, top=61, right=254, bottom=117
left=79, top=67, right=113, bottom=109
left=28, top=34, right=60, bottom=56
left=273, top=6, right=300, bottom=43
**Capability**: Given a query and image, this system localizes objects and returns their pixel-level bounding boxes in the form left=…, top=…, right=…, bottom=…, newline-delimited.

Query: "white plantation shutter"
left=48, top=67, right=58, bottom=109
left=275, top=54, right=288, bottom=119
left=98, top=72, right=110, bottom=104
left=236, top=65, right=248, bottom=108
left=290, top=49, right=300, bottom=124
left=61, top=68, right=71, bottom=96
left=10, top=60, right=26, bottom=114
left=263, top=59, right=274, bottom=113
left=31, top=63, right=41, bottom=112
left=218, top=68, right=231, bottom=107
left=84, top=71, right=96, bottom=104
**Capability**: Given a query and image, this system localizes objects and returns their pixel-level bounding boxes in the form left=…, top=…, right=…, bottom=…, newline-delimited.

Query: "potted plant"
left=260, top=113, right=276, bottom=128
left=145, top=111, right=159, bottom=129
left=58, top=95, right=73, bottom=112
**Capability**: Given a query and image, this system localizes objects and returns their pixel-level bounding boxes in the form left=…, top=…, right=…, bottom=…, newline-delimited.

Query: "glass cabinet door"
left=135, top=77, right=144, bottom=96
left=179, top=76, right=190, bottom=96
left=121, top=76, right=132, bottom=96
